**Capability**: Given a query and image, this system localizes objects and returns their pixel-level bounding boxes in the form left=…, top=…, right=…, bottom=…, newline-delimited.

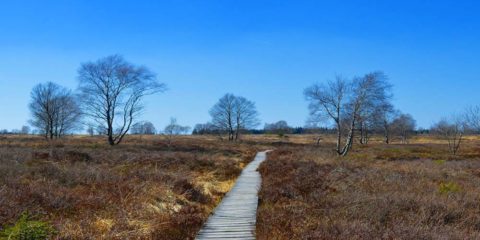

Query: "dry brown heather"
left=257, top=135, right=480, bottom=240
left=0, top=135, right=263, bottom=239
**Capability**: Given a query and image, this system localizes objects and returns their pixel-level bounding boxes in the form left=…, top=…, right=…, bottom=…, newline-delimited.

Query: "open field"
left=256, top=135, right=480, bottom=239
left=4, top=1, right=480, bottom=239
left=0, top=135, right=263, bottom=239
left=3, top=134, right=480, bottom=239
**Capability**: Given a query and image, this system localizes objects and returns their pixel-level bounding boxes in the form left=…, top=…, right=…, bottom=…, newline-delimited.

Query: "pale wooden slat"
left=195, top=151, right=268, bottom=240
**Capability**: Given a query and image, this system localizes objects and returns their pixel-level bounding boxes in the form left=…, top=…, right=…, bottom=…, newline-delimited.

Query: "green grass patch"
left=439, top=182, right=461, bottom=194
left=0, top=213, right=56, bottom=240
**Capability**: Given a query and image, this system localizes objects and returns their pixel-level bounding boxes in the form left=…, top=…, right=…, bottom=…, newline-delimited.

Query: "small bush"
left=0, top=135, right=258, bottom=239
left=215, top=161, right=241, bottom=181
left=32, top=152, right=49, bottom=160
left=173, top=178, right=211, bottom=204
left=433, top=159, right=446, bottom=165
left=65, top=151, right=92, bottom=162
left=439, top=182, right=461, bottom=194
left=0, top=213, right=56, bottom=240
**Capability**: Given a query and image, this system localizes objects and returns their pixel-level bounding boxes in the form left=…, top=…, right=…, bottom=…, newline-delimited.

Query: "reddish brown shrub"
left=0, top=135, right=260, bottom=239
left=257, top=145, right=480, bottom=240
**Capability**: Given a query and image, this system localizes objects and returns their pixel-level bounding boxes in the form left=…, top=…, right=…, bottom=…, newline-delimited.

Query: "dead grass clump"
left=172, top=178, right=211, bottom=204
left=214, top=160, right=242, bottom=181
left=257, top=144, right=480, bottom=239
left=32, top=152, right=49, bottom=160
left=0, top=135, right=260, bottom=239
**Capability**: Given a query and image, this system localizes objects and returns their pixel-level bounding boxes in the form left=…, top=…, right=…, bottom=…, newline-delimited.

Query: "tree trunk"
left=108, top=123, right=115, bottom=145
left=229, top=130, right=234, bottom=141
left=402, top=131, right=407, bottom=144
left=384, top=129, right=390, bottom=144
left=341, top=129, right=354, bottom=157
left=384, top=122, right=390, bottom=144
left=335, top=123, right=342, bottom=154
left=340, top=116, right=356, bottom=157
left=108, top=135, right=115, bottom=145
left=359, top=123, right=365, bottom=145
left=364, top=129, right=369, bottom=144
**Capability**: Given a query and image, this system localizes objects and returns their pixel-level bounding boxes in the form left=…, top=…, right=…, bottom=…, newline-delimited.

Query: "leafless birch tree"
left=379, top=104, right=398, bottom=144
left=464, top=105, right=480, bottom=132
left=304, top=76, right=348, bottom=154
left=210, top=94, right=237, bottom=140
left=340, top=72, right=392, bottom=155
left=392, top=113, right=416, bottom=144
left=209, top=94, right=259, bottom=141
left=233, top=96, right=260, bottom=140
left=77, top=55, right=165, bottom=145
left=305, top=72, right=392, bottom=156
left=432, top=116, right=465, bottom=155
left=164, top=118, right=190, bottom=146
left=29, top=82, right=82, bottom=139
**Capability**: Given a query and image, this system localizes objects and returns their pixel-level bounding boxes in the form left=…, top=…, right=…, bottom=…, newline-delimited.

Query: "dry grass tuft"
left=257, top=141, right=480, bottom=239
left=0, top=135, right=260, bottom=239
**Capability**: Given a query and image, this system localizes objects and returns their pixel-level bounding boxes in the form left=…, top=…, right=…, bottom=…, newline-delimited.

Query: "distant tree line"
left=192, top=121, right=334, bottom=136
left=0, top=126, right=31, bottom=135
left=131, top=121, right=157, bottom=135
left=10, top=59, right=480, bottom=154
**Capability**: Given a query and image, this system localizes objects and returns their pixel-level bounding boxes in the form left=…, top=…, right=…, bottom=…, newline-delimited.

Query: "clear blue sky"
left=1, top=0, right=479, bottom=131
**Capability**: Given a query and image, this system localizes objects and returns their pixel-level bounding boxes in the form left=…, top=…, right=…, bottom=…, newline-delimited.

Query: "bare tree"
left=192, top=123, right=218, bottom=135
left=305, top=72, right=392, bottom=156
left=264, top=120, right=292, bottom=135
left=465, top=105, right=480, bottom=133
left=164, top=118, right=190, bottom=146
left=432, top=116, right=465, bottom=155
left=96, top=124, right=107, bottom=135
left=304, top=76, right=348, bottom=154
left=210, top=94, right=236, bottom=140
left=86, top=126, right=95, bottom=136
left=29, top=82, right=82, bottom=139
left=358, top=101, right=396, bottom=145
left=379, top=105, right=398, bottom=144
left=77, top=55, right=165, bottom=145
left=233, top=96, right=260, bottom=140
left=341, top=72, right=392, bottom=155
left=131, top=122, right=143, bottom=135
left=131, top=121, right=157, bottom=135
left=392, top=113, right=416, bottom=144
left=55, top=93, right=82, bottom=136
left=209, top=94, right=259, bottom=141
left=144, top=122, right=156, bottom=135
left=20, top=126, right=31, bottom=135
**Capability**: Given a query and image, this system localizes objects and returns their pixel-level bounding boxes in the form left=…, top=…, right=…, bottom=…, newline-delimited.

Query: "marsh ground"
left=2, top=134, right=480, bottom=239
left=0, top=135, right=263, bottom=239
left=256, top=134, right=480, bottom=239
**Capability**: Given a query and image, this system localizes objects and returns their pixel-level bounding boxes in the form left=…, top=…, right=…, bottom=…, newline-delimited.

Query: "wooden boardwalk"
left=196, top=151, right=268, bottom=240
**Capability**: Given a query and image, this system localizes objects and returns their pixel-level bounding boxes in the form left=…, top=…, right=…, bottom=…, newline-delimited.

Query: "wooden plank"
left=196, top=151, right=268, bottom=240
